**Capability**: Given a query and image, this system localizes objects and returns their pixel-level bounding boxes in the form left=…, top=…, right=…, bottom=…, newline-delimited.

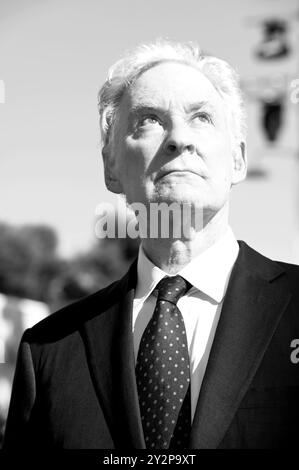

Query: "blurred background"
left=0, top=0, right=299, bottom=445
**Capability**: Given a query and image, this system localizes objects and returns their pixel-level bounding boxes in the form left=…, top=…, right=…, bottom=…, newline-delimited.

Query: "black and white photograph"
left=0, top=0, right=299, bottom=454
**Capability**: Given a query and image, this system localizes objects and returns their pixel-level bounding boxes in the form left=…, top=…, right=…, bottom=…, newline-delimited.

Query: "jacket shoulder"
left=275, top=259, right=299, bottom=291
left=238, top=240, right=299, bottom=295
left=23, top=268, right=133, bottom=344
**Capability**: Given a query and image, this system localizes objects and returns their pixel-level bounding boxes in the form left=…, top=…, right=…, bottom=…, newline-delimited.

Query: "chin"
left=154, top=186, right=205, bottom=205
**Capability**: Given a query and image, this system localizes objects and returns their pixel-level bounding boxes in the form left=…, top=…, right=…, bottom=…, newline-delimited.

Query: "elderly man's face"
left=104, top=62, right=246, bottom=217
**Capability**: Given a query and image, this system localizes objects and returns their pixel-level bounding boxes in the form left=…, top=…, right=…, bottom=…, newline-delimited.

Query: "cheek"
left=124, top=136, right=162, bottom=169
left=115, top=143, right=148, bottom=189
left=205, top=138, right=234, bottom=182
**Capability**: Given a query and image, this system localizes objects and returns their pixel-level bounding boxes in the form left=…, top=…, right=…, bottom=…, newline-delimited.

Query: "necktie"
left=135, top=275, right=191, bottom=449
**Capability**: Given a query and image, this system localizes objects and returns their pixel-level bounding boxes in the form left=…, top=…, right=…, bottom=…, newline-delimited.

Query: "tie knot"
left=155, top=275, right=190, bottom=305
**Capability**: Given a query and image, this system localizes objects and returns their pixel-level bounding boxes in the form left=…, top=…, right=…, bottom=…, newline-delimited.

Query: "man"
left=3, top=40, right=299, bottom=449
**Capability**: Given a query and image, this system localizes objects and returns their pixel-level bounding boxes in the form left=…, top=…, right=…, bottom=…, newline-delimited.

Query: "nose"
left=163, top=123, right=196, bottom=156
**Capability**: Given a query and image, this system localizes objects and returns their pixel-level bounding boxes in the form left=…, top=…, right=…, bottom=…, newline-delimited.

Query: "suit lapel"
left=190, top=242, right=292, bottom=449
left=80, top=260, right=146, bottom=449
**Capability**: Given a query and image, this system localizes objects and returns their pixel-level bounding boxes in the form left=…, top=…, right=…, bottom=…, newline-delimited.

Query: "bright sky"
left=0, top=0, right=298, bottom=260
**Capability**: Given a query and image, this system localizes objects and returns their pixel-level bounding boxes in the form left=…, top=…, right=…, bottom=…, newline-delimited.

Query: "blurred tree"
left=0, top=222, right=62, bottom=302
left=49, top=236, right=140, bottom=310
left=0, top=220, right=140, bottom=309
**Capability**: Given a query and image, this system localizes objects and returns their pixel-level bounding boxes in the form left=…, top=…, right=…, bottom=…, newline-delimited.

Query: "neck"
left=141, top=203, right=230, bottom=274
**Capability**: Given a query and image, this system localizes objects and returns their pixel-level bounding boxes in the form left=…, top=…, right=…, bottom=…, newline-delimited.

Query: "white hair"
left=98, top=39, right=246, bottom=146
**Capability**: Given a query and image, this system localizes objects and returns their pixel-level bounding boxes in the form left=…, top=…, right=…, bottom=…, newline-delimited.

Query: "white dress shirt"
left=132, top=226, right=239, bottom=422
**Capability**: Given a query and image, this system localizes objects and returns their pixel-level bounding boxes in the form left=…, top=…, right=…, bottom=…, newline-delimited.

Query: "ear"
left=102, top=144, right=123, bottom=194
left=231, top=141, right=247, bottom=186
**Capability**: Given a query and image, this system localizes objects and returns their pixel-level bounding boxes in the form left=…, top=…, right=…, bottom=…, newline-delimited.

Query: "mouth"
left=155, top=169, right=205, bottom=182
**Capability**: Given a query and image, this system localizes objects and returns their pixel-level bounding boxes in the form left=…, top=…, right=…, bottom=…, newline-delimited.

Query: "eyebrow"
left=184, top=101, right=216, bottom=113
left=130, top=101, right=216, bottom=115
left=130, top=104, right=162, bottom=115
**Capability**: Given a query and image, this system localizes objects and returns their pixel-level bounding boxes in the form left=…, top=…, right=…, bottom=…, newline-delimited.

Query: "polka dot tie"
left=135, top=275, right=192, bottom=449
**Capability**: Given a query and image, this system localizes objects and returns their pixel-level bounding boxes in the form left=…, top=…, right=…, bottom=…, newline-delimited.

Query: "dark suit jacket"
left=3, top=241, right=299, bottom=449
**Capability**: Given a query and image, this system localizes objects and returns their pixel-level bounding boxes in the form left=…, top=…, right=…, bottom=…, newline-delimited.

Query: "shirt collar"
left=135, top=226, right=239, bottom=304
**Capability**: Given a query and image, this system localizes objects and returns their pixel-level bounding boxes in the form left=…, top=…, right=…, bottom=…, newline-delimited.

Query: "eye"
left=193, top=112, right=212, bottom=124
left=138, top=115, right=161, bottom=127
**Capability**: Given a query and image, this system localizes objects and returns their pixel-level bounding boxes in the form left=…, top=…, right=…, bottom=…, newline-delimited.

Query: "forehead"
left=124, top=61, right=224, bottom=111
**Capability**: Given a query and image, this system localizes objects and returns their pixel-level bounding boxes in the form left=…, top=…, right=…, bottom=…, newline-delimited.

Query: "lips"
left=155, top=169, right=205, bottom=182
